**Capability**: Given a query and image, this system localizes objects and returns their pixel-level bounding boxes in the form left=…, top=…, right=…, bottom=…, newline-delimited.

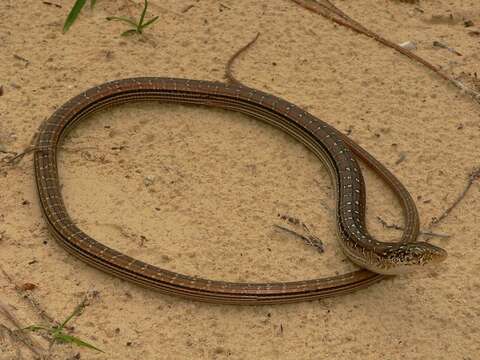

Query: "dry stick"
left=376, top=216, right=450, bottom=239
left=273, top=225, right=325, bottom=253
left=13, top=54, right=30, bottom=66
left=433, top=41, right=462, bottom=57
left=429, top=167, right=480, bottom=228
left=225, top=33, right=260, bottom=85
left=291, top=0, right=480, bottom=103
left=42, top=1, right=62, bottom=8
left=0, top=299, right=46, bottom=358
left=181, top=4, right=194, bottom=13
left=276, top=214, right=325, bottom=252
left=395, top=153, right=406, bottom=165
left=301, top=0, right=371, bottom=33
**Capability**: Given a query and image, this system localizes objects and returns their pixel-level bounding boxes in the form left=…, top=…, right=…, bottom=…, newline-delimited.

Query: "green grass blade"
left=55, top=333, right=104, bottom=352
left=121, top=29, right=138, bottom=36
left=139, top=0, right=148, bottom=26
left=106, top=16, right=138, bottom=27
left=90, top=0, right=97, bottom=9
left=59, top=308, right=80, bottom=329
left=63, top=0, right=87, bottom=33
left=140, top=15, right=159, bottom=29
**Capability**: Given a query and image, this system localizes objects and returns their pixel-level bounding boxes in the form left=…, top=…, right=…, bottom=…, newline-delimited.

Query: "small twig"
left=274, top=225, right=325, bottom=253
left=13, top=54, right=30, bottom=66
left=181, top=4, right=194, bottom=13
left=430, top=167, right=480, bottom=228
left=42, top=1, right=62, bottom=8
left=394, top=152, right=406, bottom=165
left=225, top=33, right=260, bottom=86
left=376, top=216, right=450, bottom=239
left=275, top=213, right=325, bottom=252
left=433, top=41, right=462, bottom=56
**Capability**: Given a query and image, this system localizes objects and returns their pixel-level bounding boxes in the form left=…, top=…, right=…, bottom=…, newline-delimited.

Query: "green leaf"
left=139, top=0, right=148, bottom=26
left=59, top=306, right=81, bottom=329
left=55, top=333, right=104, bottom=352
left=63, top=0, right=87, bottom=33
left=121, top=29, right=138, bottom=36
left=22, top=325, right=50, bottom=332
left=106, top=16, right=138, bottom=27
left=140, top=15, right=159, bottom=29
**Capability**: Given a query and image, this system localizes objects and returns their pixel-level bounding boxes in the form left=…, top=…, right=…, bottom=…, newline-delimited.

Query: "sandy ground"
left=1, top=0, right=479, bottom=359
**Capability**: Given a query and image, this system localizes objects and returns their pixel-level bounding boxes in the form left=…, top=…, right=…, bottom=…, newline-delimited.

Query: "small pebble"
left=398, top=41, right=417, bottom=51
left=144, top=175, right=156, bottom=186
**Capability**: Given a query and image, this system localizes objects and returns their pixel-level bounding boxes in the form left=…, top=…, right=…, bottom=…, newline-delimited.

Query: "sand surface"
left=1, top=1, right=479, bottom=359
